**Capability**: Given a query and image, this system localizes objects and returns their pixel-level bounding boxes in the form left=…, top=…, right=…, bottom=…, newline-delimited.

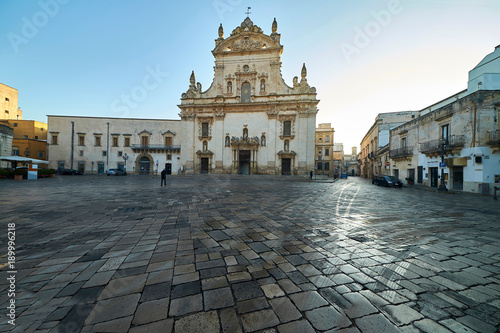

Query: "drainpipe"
left=472, top=105, right=477, bottom=148
left=70, top=121, right=74, bottom=169
left=106, top=122, right=110, bottom=169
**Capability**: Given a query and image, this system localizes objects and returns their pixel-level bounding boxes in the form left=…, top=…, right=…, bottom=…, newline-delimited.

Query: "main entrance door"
left=282, top=158, right=291, bottom=175
left=430, top=167, right=438, bottom=187
left=165, top=163, right=172, bottom=175
left=140, top=157, right=150, bottom=175
left=200, top=158, right=209, bottom=174
left=453, top=167, right=463, bottom=190
left=239, top=150, right=250, bottom=174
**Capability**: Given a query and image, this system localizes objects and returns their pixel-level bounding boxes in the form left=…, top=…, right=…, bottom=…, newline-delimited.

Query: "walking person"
left=161, top=168, right=167, bottom=187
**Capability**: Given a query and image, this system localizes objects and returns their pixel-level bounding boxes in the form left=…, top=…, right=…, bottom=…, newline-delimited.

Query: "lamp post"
left=123, top=153, right=129, bottom=172
left=438, top=139, right=449, bottom=192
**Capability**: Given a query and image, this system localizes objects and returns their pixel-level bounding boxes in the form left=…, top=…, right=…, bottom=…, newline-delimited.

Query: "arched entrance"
left=135, top=154, right=154, bottom=175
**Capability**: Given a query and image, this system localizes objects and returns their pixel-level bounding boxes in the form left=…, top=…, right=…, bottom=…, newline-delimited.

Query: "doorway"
left=165, top=163, right=172, bottom=175
left=453, top=167, right=463, bottom=190
left=430, top=167, right=438, bottom=187
left=200, top=158, right=209, bottom=174
left=417, top=166, right=423, bottom=184
left=282, top=158, right=291, bottom=175
left=239, top=150, right=250, bottom=174
left=140, top=157, right=150, bottom=175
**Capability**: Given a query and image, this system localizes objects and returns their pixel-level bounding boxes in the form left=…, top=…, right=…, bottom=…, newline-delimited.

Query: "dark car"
left=374, top=175, right=402, bottom=188
left=106, top=168, right=127, bottom=176
left=56, top=168, right=83, bottom=175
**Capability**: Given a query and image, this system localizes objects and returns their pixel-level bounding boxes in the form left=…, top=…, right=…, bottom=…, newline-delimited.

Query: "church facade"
left=47, top=18, right=319, bottom=176
left=178, top=17, right=319, bottom=175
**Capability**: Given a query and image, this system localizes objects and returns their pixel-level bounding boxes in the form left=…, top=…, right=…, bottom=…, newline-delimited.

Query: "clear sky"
left=1, top=0, right=500, bottom=153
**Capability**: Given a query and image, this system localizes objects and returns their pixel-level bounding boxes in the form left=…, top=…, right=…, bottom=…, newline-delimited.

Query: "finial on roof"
left=272, top=18, right=277, bottom=33
left=245, top=6, right=251, bottom=17
left=218, top=24, right=224, bottom=38
left=301, top=63, right=307, bottom=80
left=190, top=71, right=196, bottom=86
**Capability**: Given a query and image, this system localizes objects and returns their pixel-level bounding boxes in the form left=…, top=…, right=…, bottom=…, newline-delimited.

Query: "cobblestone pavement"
left=0, top=175, right=499, bottom=333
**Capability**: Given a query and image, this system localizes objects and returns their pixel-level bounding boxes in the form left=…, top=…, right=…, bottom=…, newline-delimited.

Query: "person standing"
left=161, top=168, right=167, bottom=187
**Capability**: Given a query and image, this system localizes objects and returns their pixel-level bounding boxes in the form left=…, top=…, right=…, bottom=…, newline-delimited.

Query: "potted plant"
left=13, top=168, right=27, bottom=181
left=405, top=177, right=414, bottom=185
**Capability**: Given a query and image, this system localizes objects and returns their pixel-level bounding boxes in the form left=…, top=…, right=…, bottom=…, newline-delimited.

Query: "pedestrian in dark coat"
left=161, top=168, right=167, bottom=187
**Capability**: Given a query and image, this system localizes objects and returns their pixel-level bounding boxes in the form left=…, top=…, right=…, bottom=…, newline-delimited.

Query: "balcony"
left=389, top=147, right=413, bottom=159
left=420, top=135, right=465, bottom=156
left=131, top=144, right=181, bottom=153
left=368, top=152, right=377, bottom=160
left=488, top=130, right=500, bottom=153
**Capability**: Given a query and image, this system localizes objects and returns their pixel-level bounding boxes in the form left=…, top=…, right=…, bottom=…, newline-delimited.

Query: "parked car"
left=56, top=168, right=83, bottom=175
left=373, top=175, right=403, bottom=188
left=106, top=168, right=127, bottom=176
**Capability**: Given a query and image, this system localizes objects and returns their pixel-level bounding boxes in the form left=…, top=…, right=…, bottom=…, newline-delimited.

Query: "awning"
left=0, top=156, right=49, bottom=164
left=445, top=157, right=468, bottom=166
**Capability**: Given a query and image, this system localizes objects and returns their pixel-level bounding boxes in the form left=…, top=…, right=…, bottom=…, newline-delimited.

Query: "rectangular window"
left=5, top=98, right=9, bottom=101
left=124, top=137, right=130, bottom=147
left=38, top=151, right=44, bottom=158
left=23, top=135, right=28, bottom=139
left=78, top=135, right=85, bottom=146
left=325, top=148, right=329, bottom=156
left=325, top=135, right=330, bottom=142
left=79, top=150, right=84, bottom=156
left=402, top=137, right=407, bottom=149
left=41, top=128, right=44, bottom=131
left=201, top=123, right=209, bottom=137
left=13, top=123, right=17, bottom=127
left=283, top=121, right=291, bottom=136
left=35, top=136, right=38, bottom=139
left=95, top=136, right=101, bottom=146
left=441, top=124, right=449, bottom=141
left=118, top=151, right=122, bottom=157
left=12, top=147, right=19, bottom=156
left=112, top=137, right=119, bottom=147
left=317, top=162, right=323, bottom=170
left=325, top=162, right=330, bottom=171
left=5, top=110, right=9, bottom=115
left=142, top=136, right=149, bottom=146
left=165, top=137, right=172, bottom=146
left=167, top=154, right=172, bottom=160
left=102, top=151, right=107, bottom=157
left=52, top=135, right=58, bottom=145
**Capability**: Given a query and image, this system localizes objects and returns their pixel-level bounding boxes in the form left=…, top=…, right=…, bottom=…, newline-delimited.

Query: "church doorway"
left=200, top=158, right=209, bottom=174
left=139, top=157, right=150, bottom=175
left=281, top=158, right=291, bottom=175
left=239, top=150, right=251, bottom=174
left=165, top=163, right=172, bottom=175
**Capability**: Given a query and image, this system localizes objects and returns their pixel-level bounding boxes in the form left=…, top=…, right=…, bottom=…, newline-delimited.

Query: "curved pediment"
left=213, top=33, right=281, bottom=55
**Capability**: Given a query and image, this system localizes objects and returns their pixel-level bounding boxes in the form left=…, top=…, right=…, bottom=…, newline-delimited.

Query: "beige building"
left=47, top=116, right=181, bottom=175
left=314, top=123, right=334, bottom=176
left=360, top=111, right=420, bottom=179
left=178, top=17, right=319, bottom=175
left=1, top=119, right=47, bottom=160
left=1, top=83, right=22, bottom=120
left=0, top=123, right=14, bottom=168
left=344, top=146, right=359, bottom=177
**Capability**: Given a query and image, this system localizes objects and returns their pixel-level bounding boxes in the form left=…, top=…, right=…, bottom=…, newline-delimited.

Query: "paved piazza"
left=0, top=175, right=499, bottom=333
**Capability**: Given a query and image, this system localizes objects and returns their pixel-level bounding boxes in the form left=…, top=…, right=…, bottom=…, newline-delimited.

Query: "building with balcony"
left=47, top=116, right=181, bottom=175
left=360, top=111, right=420, bottom=178
left=315, top=123, right=334, bottom=176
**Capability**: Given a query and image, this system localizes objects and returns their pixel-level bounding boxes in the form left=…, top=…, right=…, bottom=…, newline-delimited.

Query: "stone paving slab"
left=0, top=175, right=499, bottom=332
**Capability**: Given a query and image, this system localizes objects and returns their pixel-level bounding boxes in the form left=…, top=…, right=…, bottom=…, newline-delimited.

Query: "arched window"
left=260, top=79, right=265, bottom=92
left=227, top=81, right=232, bottom=94
left=241, top=82, right=251, bottom=103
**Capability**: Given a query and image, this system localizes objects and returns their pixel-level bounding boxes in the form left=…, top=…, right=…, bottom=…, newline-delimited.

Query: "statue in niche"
left=284, top=140, right=289, bottom=152
left=227, top=81, right=232, bottom=94
left=225, top=135, right=230, bottom=147
left=260, top=79, right=265, bottom=92
left=261, top=134, right=266, bottom=147
left=243, top=128, right=248, bottom=140
left=203, top=141, right=208, bottom=152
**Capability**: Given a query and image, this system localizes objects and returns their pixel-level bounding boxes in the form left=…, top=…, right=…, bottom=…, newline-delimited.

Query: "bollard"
left=494, top=186, right=498, bottom=201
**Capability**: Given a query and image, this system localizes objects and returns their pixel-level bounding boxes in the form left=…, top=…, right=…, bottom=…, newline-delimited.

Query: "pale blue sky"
left=1, top=0, right=500, bottom=152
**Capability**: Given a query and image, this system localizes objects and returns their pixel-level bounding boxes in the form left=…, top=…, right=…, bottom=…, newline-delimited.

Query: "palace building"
left=47, top=17, right=320, bottom=175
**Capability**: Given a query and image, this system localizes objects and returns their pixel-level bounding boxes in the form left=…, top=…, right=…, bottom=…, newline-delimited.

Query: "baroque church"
left=46, top=17, right=319, bottom=175
left=178, top=17, right=319, bottom=175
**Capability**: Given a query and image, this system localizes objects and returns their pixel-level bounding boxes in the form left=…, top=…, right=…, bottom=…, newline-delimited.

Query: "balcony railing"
left=487, top=130, right=500, bottom=145
left=131, top=144, right=181, bottom=151
left=389, top=147, right=413, bottom=158
left=420, top=135, right=465, bottom=154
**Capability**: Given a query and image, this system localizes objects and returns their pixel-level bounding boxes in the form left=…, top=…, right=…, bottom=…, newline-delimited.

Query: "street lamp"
left=123, top=153, right=129, bottom=172
left=438, top=139, right=449, bottom=192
